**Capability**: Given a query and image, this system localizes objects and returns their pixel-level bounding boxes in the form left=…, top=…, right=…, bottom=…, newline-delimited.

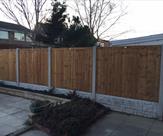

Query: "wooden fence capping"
left=48, top=47, right=52, bottom=88
left=159, top=46, right=163, bottom=120
left=92, top=46, right=97, bottom=101
left=16, top=48, right=19, bottom=86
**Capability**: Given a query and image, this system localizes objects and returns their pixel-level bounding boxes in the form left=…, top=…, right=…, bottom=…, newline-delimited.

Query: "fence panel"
left=0, top=49, right=16, bottom=81
left=96, top=46, right=160, bottom=101
left=0, top=45, right=160, bottom=102
left=52, top=48, right=92, bottom=91
left=19, top=48, right=48, bottom=85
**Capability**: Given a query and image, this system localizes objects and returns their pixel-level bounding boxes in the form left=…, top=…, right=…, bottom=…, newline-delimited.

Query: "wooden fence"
left=0, top=46, right=161, bottom=102
left=96, top=46, right=160, bottom=101
left=52, top=48, right=92, bottom=91
left=19, top=48, right=48, bottom=85
left=0, top=49, right=16, bottom=81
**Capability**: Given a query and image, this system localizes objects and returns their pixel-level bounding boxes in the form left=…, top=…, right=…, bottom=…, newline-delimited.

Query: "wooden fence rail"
left=0, top=46, right=161, bottom=102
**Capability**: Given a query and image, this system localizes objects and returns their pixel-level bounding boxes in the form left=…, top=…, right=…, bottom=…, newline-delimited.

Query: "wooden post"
left=16, top=48, right=19, bottom=86
left=48, top=47, right=52, bottom=88
left=92, top=45, right=97, bottom=101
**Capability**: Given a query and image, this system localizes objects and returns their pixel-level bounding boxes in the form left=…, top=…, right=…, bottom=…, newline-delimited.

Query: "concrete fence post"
left=48, top=47, right=52, bottom=88
left=159, top=46, right=163, bottom=120
left=16, top=48, right=19, bottom=86
left=92, top=45, right=97, bottom=101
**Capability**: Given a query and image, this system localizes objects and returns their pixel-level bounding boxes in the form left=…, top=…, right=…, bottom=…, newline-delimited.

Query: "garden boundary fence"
left=0, top=46, right=161, bottom=102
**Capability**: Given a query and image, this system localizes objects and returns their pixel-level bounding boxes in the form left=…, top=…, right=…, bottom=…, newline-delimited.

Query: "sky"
left=0, top=0, right=163, bottom=40
left=109, top=0, right=163, bottom=40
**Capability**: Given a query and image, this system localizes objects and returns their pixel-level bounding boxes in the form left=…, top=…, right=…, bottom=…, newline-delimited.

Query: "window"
left=14, top=32, right=25, bottom=41
left=0, top=31, right=9, bottom=39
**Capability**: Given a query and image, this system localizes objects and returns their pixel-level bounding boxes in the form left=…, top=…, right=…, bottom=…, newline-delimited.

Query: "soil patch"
left=34, top=98, right=110, bottom=136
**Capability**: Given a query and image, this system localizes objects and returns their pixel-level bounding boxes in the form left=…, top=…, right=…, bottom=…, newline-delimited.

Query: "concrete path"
left=20, top=130, right=48, bottom=136
left=84, top=112, right=163, bottom=136
left=0, top=93, right=50, bottom=136
left=0, top=93, right=31, bottom=136
left=22, top=112, right=163, bottom=136
left=1, top=93, right=163, bottom=136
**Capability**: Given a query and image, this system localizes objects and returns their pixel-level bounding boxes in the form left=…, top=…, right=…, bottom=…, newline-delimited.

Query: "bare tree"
left=0, top=0, right=49, bottom=30
left=72, top=0, right=126, bottom=39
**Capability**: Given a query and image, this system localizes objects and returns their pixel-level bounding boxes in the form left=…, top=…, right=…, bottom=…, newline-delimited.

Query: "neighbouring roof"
left=110, top=33, right=163, bottom=46
left=0, top=21, right=31, bottom=33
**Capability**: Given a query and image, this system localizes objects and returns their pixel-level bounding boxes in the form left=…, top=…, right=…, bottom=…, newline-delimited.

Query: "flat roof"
left=0, top=21, right=31, bottom=33
left=111, top=33, right=163, bottom=46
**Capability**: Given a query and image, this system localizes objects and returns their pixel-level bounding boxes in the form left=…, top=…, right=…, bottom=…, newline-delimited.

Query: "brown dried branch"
left=72, top=0, right=126, bottom=39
